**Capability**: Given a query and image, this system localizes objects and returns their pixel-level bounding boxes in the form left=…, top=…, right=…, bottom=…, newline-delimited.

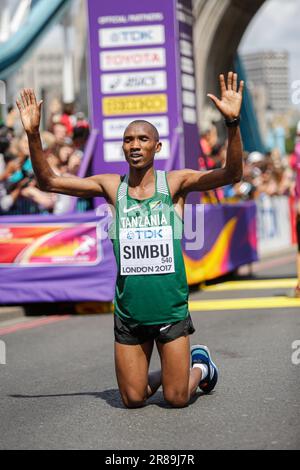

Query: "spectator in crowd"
left=0, top=99, right=90, bottom=216
left=199, top=125, right=218, bottom=170
left=47, top=97, right=62, bottom=133
left=60, top=102, right=76, bottom=136
left=40, top=130, right=56, bottom=152
left=52, top=149, right=83, bottom=215
left=73, top=122, right=90, bottom=151
left=52, top=122, right=68, bottom=146
left=0, top=141, right=22, bottom=213
left=197, top=122, right=296, bottom=203
left=1, top=99, right=298, bottom=215
left=57, top=141, right=74, bottom=173
left=0, top=125, right=23, bottom=213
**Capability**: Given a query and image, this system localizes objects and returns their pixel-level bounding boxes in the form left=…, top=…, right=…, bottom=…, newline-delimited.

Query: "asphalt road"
left=0, top=253, right=299, bottom=450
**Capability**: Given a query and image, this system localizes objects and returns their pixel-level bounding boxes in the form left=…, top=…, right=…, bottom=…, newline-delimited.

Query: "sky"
left=239, top=0, right=300, bottom=85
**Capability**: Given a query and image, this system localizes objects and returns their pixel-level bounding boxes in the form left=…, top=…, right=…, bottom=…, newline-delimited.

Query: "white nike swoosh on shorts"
left=123, top=205, right=141, bottom=214
left=159, top=324, right=172, bottom=332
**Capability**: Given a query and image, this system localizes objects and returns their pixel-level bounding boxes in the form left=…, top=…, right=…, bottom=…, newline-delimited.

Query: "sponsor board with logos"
left=87, top=0, right=200, bottom=179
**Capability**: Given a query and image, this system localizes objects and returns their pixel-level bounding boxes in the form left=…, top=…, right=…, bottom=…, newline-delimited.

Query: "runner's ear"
left=155, top=142, right=162, bottom=154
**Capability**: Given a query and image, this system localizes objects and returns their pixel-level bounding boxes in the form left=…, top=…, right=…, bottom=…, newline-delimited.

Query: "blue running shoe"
left=191, top=345, right=218, bottom=393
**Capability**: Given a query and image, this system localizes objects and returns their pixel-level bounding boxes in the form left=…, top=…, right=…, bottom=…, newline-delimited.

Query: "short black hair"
left=124, top=120, right=159, bottom=141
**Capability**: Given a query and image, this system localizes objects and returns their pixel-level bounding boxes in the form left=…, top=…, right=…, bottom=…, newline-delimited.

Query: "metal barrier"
left=256, top=195, right=293, bottom=255
left=0, top=196, right=93, bottom=216
left=0, top=197, right=43, bottom=216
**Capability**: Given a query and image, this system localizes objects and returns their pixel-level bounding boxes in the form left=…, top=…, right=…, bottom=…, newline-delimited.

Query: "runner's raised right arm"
left=16, top=89, right=119, bottom=202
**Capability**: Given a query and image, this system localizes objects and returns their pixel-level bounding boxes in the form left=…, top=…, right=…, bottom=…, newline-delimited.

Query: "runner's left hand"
left=207, top=72, right=244, bottom=120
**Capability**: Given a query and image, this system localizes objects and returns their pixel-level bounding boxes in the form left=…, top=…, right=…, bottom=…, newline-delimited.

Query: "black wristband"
left=225, top=116, right=240, bottom=127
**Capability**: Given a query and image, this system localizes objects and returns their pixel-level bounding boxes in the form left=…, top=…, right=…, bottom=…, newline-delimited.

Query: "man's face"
left=122, top=123, right=161, bottom=170
left=53, top=124, right=67, bottom=144
left=59, top=145, right=73, bottom=163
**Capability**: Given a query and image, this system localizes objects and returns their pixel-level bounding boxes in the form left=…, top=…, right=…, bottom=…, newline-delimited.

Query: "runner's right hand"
left=16, top=89, right=43, bottom=135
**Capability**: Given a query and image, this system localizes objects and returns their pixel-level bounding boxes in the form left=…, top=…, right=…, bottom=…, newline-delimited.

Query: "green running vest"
left=110, top=170, right=189, bottom=325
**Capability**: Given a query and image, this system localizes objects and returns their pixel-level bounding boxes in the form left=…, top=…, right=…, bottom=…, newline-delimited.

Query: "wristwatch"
left=225, top=116, right=240, bottom=127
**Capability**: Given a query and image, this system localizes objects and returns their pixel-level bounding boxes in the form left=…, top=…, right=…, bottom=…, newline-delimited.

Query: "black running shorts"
left=114, top=313, right=195, bottom=345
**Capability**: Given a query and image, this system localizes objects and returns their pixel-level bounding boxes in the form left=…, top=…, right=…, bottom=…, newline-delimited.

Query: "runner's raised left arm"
left=171, top=72, right=244, bottom=194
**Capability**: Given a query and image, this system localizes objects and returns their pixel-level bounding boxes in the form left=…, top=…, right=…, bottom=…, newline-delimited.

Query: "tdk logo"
left=111, top=30, right=153, bottom=43
left=127, top=229, right=163, bottom=240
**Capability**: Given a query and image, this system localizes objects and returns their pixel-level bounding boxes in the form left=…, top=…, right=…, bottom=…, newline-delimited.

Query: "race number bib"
left=120, top=225, right=175, bottom=275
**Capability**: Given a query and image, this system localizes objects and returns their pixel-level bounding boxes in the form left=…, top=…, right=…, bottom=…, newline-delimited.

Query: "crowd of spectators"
left=1, top=103, right=299, bottom=215
left=199, top=124, right=297, bottom=204
left=0, top=99, right=90, bottom=216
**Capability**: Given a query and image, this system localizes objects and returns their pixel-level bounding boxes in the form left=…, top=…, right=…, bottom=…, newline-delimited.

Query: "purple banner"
left=0, top=211, right=116, bottom=305
left=0, top=204, right=257, bottom=304
left=183, top=202, right=258, bottom=284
